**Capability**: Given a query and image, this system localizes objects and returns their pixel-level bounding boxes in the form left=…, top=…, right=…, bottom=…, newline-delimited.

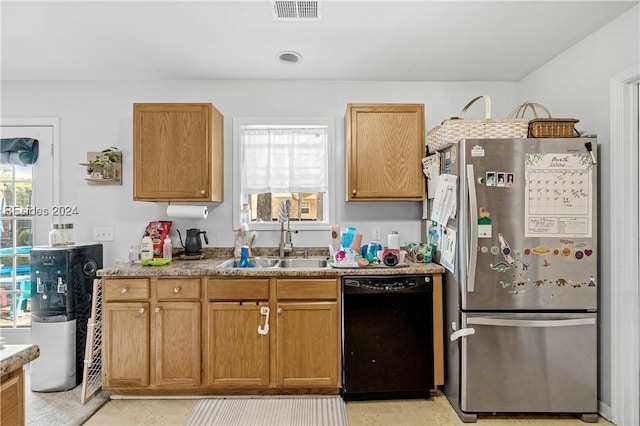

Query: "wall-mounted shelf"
left=80, top=149, right=122, bottom=186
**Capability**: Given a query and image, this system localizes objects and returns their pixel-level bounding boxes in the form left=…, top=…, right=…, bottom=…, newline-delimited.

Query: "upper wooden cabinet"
left=133, top=103, right=223, bottom=202
left=345, top=103, right=425, bottom=201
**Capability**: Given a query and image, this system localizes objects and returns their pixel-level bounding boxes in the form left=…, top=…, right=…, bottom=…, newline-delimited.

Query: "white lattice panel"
left=81, top=278, right=103, bottom=405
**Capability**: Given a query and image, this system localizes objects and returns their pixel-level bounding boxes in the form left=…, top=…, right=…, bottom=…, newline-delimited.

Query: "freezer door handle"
left=467, top=317, right=596, bottom=328
left=466, top=164, right=478, bottom=292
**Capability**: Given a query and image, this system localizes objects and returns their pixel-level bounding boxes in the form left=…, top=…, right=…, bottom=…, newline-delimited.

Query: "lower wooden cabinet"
left=102, top=277, right=201, bottom=390
left=276, top=301, right=339, bottom=387
left=103, top=301, right=150, bottom=388
left=275, top=279, right=339, bottom=388
left=205, top=301, right=270, bottom=387
left=204, top=278, right=339, bottom=391
left=1, top=368, right=25, bottom=426
left=153, top=301, right=201, bottom=387
left=101, top=273, right=439, bottom=395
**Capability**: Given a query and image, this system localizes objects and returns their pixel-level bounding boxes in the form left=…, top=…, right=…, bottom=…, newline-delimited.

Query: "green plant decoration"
left=82, top=147, right=122, bottom=177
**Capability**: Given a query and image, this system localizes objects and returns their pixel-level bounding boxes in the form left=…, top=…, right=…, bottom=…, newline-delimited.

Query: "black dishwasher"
left=341, top=274, right=434, bottom=401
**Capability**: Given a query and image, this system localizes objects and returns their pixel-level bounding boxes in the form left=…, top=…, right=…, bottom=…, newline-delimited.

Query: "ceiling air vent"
left=271, top=1, right=322, bottom=22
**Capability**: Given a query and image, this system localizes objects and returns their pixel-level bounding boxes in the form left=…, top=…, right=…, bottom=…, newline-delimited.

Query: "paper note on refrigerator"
left=440, top=227, right=456, bottom=273
left=525, top=153, right=594, bottom=237
left=422, top=153, right=441, bottom=200
left=430, top=174, right=457, bottom=226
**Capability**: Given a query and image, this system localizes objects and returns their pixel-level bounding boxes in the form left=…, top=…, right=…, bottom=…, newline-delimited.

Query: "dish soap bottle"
left=163, top=237, right=173, bottom=260
left=238, top=245, right=250, bottom=268
left=140, top=236, right=153, bottom=260
left=234, top=224, right=248, bottom=258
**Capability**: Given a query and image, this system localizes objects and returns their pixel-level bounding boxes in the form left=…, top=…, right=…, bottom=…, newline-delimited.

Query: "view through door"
left=0, top=119, right=56, bottom=338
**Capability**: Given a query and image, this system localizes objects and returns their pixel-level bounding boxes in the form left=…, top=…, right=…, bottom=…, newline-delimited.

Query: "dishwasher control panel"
left=343, top=275, right=431, bottom=292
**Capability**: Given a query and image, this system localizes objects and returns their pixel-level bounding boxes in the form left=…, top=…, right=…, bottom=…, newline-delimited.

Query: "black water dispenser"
left=30, top=243, right=102, bottom=392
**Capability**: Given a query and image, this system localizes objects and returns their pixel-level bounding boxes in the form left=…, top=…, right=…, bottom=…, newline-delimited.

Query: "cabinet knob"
left=121, top=287, right=128, bottom=294
left=277, top=308, right=283, bottom=314
left=138, top=308, right=145, bottom=314
left=200, top=190, right=206, bottom=195
left=173, top=287, right=181, bottom=293
left=352, top=189, right=356, bottom=195
left=154, top=307, right=160, bottom=313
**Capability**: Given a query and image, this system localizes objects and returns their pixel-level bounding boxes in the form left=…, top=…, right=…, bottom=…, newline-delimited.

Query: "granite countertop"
left=0, top=344, right=39, bottom=376
left=98, top=248, right=445, bottom=278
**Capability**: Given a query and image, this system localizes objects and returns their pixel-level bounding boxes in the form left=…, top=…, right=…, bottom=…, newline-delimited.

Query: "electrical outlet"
left=372, top=227, right=381, bottom=241
left=93, top=227, right=114, bottom=241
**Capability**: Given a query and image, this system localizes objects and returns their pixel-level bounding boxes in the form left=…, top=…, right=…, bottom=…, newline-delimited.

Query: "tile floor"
left=84, top=394, right=614, bottom=425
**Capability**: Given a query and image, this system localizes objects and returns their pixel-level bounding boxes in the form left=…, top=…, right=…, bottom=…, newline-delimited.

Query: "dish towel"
left=1, top=138, right=39, bottom=165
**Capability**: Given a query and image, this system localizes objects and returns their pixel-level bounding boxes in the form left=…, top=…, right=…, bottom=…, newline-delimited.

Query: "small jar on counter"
left=387, top=231, right=400, bottom=250
left=62, top=223, right=75, bottom=245
left=49, top=224, right=64, bottom=246
left=48, top=223, right=75, bottom=246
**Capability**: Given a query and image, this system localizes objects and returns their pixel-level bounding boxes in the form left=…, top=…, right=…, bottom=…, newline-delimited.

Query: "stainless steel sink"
left=217, top=257, right=328, bottom=269
left=217, top=258, right=279, bottom=268
left=276, top=258, right=328, bottom=268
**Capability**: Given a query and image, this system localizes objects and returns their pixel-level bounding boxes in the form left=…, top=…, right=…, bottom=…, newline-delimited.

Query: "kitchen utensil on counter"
left=350, top=233, right=363, bottom=252
left=140, top=257, right=171, bottom=266
left=382, top=249, right=400, bottom=266
left=177, top=228, right=209, bottom=257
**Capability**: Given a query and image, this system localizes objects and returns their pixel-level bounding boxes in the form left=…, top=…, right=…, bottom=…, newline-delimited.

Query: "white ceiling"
left=1, top=1, right=637, bottom=82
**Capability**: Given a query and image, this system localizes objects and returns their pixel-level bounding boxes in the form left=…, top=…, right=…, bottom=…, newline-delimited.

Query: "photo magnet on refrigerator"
left=478, top=207, right=492, bottom=238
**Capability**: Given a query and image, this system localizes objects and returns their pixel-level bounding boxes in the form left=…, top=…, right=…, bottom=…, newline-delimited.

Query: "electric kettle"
left=178, top=228, right=209, bottom=256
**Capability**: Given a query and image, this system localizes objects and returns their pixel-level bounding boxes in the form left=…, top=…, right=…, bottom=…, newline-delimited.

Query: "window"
left=0, top=165, right=33, bottom=328
left=0, top=119, right=57, bottom=333
left=300, top=201, right=311, bottom=215
left=233, top=118, right=334, bottom=230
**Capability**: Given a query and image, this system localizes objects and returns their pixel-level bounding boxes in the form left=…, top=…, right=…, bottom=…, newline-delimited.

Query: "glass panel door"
left=0, top=121, right=55, bottom=330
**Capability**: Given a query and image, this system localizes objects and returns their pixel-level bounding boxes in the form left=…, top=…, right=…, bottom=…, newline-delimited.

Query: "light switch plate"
left=93, top=227, right=114, bottom=241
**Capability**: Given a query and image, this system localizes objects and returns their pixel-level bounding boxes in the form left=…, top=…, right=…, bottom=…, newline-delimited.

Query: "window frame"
left=232, top=117, right=336, bottom=232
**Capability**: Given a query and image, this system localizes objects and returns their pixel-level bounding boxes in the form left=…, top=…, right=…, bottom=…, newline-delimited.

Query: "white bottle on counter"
left=240, top=203, right=251, bottom=225
left=388, top=231, right=400, bottom=250
left=163, top=237, right=173, bottom=260
left=140, top=236, right=153, bottom=260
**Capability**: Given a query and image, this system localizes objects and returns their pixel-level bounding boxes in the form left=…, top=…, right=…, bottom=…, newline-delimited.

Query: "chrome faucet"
left=278, top=199, right=294, bottom=257
left=279, top=219, right=293, bottom=257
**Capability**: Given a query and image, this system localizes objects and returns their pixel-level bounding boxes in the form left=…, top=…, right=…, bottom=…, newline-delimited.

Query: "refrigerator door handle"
left=466, top=164, right=478, bottom=292
left=467, top=317, right=596, bottom=328
left=450, top=327, right=476, bottom=341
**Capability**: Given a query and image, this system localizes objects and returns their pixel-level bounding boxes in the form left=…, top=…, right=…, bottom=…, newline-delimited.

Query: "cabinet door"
left=276, top=301, right=339, bottom=388
left=345, top=103, right=425, bottom=201
left=103, top=302, right=150, bottom=388
left=133, top=103, right=223, bottom=202
left=153, top=301, right=201, bottom=387
left=0, top=369, right=24, bottom=426
left=205, top=302, right=270, bottom=388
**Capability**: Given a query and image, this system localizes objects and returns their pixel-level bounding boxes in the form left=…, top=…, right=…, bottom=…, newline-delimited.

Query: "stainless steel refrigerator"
left=431, top=137, right=598, bottom=423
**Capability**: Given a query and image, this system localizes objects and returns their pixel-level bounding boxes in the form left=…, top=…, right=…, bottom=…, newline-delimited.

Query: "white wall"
left=1, top=80, right=520, bottom=265
left=519, top=4, right=640, bottom=417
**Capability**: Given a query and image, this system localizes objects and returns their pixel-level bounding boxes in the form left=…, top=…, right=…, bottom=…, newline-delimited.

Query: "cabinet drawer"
left=157, top=278, right=201, bottom=300
left=276, top=279, right=338, bottom=300
left=207, top=279, right=269, bottom=300
left=104, top=279, right=150, bottom=301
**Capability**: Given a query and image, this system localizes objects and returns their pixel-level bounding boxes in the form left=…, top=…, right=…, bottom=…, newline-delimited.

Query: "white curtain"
left=241, top=126, right=328, bottom=194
